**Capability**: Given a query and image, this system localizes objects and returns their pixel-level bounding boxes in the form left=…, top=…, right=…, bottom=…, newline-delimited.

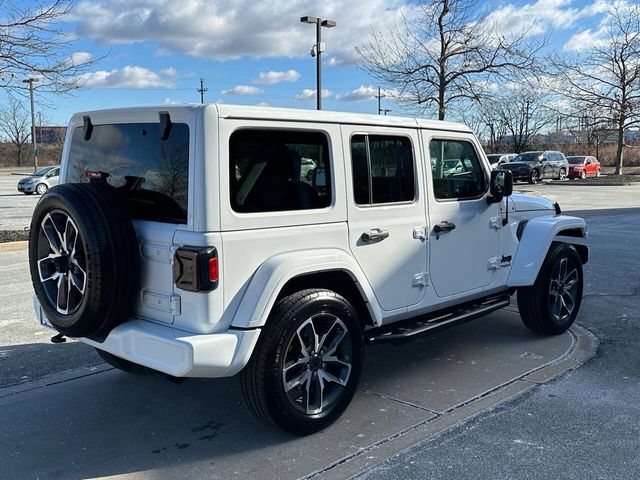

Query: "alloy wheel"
left=36, top=183, right=48, bottom=195
left=36, top=210, right=87, bottom=315
left=548, top=257, right=579, bottom=322
left=281, top=313, right=353, bottom=415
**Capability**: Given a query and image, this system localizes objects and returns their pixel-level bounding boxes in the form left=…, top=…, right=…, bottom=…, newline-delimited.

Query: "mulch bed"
left=552, top=174, right=640, bottom=186
left=0, top=230, right=30, bottom=243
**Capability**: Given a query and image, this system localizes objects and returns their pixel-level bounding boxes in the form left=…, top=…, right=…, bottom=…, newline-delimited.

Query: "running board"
left=366, top=294, right=511, bottom=344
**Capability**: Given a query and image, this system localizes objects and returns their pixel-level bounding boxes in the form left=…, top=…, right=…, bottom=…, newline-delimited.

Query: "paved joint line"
left=0, top=365, right=114, bottom=400
left=357, top=387, right=441, bottom=415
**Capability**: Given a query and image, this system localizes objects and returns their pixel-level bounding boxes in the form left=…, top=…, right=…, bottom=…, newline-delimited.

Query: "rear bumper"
left=34, top=299, right=260, bottom=378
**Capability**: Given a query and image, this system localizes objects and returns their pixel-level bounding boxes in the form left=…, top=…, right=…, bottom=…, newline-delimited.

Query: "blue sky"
left=16, top=0, right=616, bottom=125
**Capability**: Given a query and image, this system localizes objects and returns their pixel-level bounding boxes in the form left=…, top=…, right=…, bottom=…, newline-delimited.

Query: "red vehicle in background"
left=567, top=156, right=601, bottom=179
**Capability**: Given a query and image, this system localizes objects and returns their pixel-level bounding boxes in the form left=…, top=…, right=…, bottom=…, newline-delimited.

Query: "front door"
left=424, top=133, right=501, bottom=298
left=342, top=126, right=428, bottom=312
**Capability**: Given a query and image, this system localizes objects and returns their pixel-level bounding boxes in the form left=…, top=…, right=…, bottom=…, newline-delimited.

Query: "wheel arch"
left=230, top=249, right=382, bottom=329
left=507, top=215, right=588, bottom=287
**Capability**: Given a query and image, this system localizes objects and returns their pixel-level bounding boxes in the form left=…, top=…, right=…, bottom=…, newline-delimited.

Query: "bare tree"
left=481, top=86, right=554, bottom=153
left=0, top=96, right=31, bottom=166
left=357, top=0, right=546, bottom=120
left=551, top=3, right=640, bottom=174
left=0, top=1, right=94, bottom=94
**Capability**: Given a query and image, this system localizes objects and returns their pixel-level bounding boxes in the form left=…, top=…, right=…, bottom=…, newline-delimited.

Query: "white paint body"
left=38, top=104, right=587, bottom=378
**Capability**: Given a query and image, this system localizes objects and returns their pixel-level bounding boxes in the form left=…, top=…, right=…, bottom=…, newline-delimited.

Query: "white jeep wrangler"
left=29, top=105, right=587, bottom=434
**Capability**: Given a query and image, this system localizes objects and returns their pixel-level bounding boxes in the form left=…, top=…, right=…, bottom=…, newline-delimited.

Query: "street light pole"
left=300, top=16, right=336, bottom=111
left=22, top=77, right=39, bottom=172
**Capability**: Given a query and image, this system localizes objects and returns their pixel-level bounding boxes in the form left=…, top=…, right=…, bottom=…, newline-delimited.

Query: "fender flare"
left=230, top=248, right=383, bottom=329
left=507, top=214, right=588, bottom=287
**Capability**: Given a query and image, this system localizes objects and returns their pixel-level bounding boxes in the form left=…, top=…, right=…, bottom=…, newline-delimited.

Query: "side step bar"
left=366, top=294, right=511, bottom=344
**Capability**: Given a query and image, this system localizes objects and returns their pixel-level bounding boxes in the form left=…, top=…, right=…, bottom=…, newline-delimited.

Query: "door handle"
left=361, top=228, right=389, bottom=243
left=433, top=221, right=456, bottom=239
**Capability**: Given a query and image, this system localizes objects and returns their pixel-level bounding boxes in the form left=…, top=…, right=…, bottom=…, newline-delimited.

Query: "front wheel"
left=596, top=169, right=601, bottom=177
left=528, top=170, right=539, bottom=184
left=517, top=243, right=583, bottom=335
left=240, top=289, right=364, bottom=435
left=580, top=170, right=586, bottom=179
left=36, top=183, right=48, bottom=195
left=558, top=168, right=567, bottom=181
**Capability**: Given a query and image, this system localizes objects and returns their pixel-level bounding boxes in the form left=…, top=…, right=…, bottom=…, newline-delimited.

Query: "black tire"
left=580, top=170, right=587, bottom=179
left=36, top=183, right=48, bottom=195
left=29, top=183, right=139, bottom=338
left=528, top=170, right=539, bottom=184
left=517, top=243, right=583, bottom=335
left=240, top=289, right=364, bottom=435
left=96, top=348, right=152, bottom=375
left=24, top=192, right=34, bottom=195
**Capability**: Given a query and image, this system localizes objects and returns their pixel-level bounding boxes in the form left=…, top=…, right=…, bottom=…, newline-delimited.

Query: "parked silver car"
left=17, top=166, right=60, bottom=195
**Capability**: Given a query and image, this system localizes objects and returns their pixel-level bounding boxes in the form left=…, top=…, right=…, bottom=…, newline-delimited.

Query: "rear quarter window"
left=66, top=122, right=190, bottom=224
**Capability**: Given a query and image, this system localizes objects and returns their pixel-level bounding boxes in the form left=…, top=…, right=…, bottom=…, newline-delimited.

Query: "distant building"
left=36, top=126, right=66, bottom=144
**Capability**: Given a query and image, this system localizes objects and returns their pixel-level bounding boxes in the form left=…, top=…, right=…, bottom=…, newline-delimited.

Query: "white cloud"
left=69, top=51, right=93, bottom=66
left=76, top=65, right=175, bottom=88
left=71, top=0, right=418, bottom=63
left=164, top=97, right=180, bottom=104
left=564, top=26, right=609, bottom=51
left=160, top=67, right=177, bottom=76
left=487, top=0, right=609, bottom=37
left=255, top=69, right=300, bottom=84
left=257, top=102, right=270, bottom=106
left=294, top=89, right=333, bottom=101
left=335, top=85, right=400, bottom=102
left=221, top=85, right=263, bottom=95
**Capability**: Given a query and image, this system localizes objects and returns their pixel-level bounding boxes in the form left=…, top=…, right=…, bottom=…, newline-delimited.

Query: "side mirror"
left=540, top=157, right=547, bottom=163
left=487, top=169, right=513, bottom=204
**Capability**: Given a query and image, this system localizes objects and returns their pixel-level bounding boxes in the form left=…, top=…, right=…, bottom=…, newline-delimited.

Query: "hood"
left=19, top=175, right=42, bottom=183
left=510, top=193, right=555, bottom=212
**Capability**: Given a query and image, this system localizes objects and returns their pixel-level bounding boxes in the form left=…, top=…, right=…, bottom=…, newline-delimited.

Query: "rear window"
left=66, top=122, right=190, bottom=224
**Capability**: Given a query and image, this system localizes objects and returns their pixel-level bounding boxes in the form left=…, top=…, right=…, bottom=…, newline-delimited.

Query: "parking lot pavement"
left=0, top=171, right=40, bottom=231
left=0, top=310, right=590, bottom=479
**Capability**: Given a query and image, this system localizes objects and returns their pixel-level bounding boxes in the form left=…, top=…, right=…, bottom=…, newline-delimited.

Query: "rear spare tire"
left=29, top=183, right=139, bottom=338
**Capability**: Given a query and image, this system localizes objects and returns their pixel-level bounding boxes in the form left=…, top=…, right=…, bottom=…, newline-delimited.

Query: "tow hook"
left=51, top=333, right=66, bottom=344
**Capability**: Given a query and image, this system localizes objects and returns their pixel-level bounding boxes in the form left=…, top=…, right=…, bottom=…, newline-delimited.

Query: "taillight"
left=208, top=257, right=219, bottom=283
left=173, top=247, right=218, bottom=292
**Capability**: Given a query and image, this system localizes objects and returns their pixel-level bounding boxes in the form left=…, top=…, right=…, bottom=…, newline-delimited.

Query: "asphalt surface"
left=358, top=206, right=640, bottom=480
left=0, top=170, right=41, bottom=231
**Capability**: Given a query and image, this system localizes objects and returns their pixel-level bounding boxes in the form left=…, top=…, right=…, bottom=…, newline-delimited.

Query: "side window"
left=429, top=139, right=487, bottom=200
left=230, top=129, right=331, bottom=213
left=350, top=134, right=415, bottom=205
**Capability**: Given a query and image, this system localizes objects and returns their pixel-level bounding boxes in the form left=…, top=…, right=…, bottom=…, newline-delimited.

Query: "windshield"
left=567, top=156, right=585, bottom=164
left=486, top=154, right=501, bottom=163
left=67, top=122, right=190, bottom=224
left=513, top=152, right=542, bottom=162
left=32, top=167, right=54, bottom=176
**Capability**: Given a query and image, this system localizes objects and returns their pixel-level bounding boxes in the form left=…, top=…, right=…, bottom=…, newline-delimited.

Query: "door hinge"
left=170, top=295, right=182, bottom=316
left=488, top=257, right=501, bottom=270
left=413, top=272, right=429, bottom=287
left=413, top=226, right=428, bottom=241
left=489, top=216, right=504, bottom=230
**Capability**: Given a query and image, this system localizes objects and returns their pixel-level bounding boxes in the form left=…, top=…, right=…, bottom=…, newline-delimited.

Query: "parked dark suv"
left=499, top=150, right=569, bottom=184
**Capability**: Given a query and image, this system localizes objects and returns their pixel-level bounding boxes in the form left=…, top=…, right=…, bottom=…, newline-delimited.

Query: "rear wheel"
left=240, top=289, right=364, bottom=435
left=517, top=243, right=583, bottom=335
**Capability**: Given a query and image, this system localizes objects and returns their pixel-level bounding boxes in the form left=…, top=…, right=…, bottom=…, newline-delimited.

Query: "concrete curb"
left=309, top=324, right=598, bottom=480
left=0, top=240, right=28, bottom=251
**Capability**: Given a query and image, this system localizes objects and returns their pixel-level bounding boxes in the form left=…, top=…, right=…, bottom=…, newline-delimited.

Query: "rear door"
left=64, top=114, right=193, bottom=325
left=342, top=125, right=428, bottom=312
